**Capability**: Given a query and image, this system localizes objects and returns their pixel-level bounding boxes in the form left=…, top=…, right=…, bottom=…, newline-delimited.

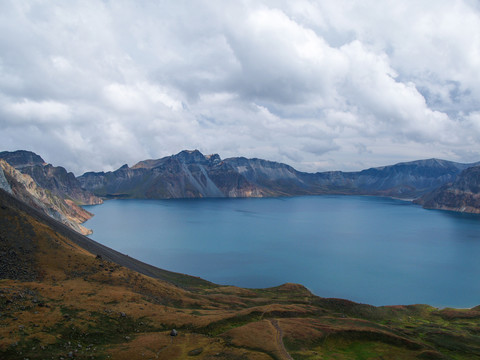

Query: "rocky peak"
left=0, top=150, right=45, bottom=169
left=174, top=150, right=208, bottom=164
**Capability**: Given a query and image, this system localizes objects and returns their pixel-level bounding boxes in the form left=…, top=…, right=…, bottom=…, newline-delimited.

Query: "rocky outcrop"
left=0, top=164, right=12, bottom=194
left=415, top=165, right=480, bottom=213
left=0, top=160, right=93, bottom=235
left=0, top=150, right=102, bottom=206
left=79, top=151, right=479, bottom=200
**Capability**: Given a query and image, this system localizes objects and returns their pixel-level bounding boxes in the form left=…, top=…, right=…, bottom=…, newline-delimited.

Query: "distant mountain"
left=224, top=157, right=473, bottom=198
left=78, top=150, right=479, bottom=201
left=415, top=165, right=480, bottom=213
left=78, top=150, right=272, bottom=199
left=318, top=158, right=477, bottom=198
left=0, top=150, right=101, bottom=206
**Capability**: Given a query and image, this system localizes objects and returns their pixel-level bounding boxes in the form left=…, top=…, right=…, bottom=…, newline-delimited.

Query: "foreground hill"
left=78, top=150, right=477, bottom=200
left=415, top=165, right=480, bottom=213
left=2, top=189, right=480, bottom=359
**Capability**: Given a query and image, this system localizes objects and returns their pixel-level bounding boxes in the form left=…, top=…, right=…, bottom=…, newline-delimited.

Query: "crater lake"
left=84, top=195, right=480, bottom=307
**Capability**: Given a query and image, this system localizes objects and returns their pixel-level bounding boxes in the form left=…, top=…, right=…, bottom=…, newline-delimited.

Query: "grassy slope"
left=1, top=190, right=480, bottom=359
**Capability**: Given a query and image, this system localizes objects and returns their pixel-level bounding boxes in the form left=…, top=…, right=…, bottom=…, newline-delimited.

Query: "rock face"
left=79, top=151, right=479, bottom=200
left=78, top=150, right=272, bottom=199
left=0, top=150, right=102, bottom=206
left=0, top=150, right=45, bottom=168
left=0, top=160, right=93, bottom=235
left=415, top=165, right=480, bottom=213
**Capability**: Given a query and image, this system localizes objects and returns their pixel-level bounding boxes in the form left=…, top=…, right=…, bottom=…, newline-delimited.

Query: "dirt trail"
left=269, top=319, right=294, bottom=360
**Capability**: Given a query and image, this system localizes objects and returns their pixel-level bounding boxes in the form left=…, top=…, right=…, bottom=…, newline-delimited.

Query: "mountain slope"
left=0, top=150, right=101, bottom=206
left=415, top=165, right=480, bottom=213
left=332, top=158, right=475, bottom=198
left=79, top=150, right=478, bottom=200
left=2, top=188, right=480, bottom=359
left=0, top=160, right=94, bottom=235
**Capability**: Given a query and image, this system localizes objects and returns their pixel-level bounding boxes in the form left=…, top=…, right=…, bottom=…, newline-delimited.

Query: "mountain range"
left=78, top=149, right=480, bottom=209
left=78, top=149, right=480, bottom=200
left=1, top=149, right=480, bottom=236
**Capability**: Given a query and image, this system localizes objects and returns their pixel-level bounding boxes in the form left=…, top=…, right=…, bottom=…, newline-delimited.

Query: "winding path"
left=269, top=319, right=294, bottom=360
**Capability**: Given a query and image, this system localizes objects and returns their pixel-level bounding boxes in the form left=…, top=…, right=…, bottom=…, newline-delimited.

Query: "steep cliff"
left=0, top=150, right=102, bottom=205
left=415, top=165, right=480, bottom=213
left=0, top=160, right=93, bottom=235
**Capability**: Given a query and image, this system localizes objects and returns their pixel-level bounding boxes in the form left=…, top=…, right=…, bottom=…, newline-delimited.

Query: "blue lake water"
left=83, top=196, right=480, bottom=308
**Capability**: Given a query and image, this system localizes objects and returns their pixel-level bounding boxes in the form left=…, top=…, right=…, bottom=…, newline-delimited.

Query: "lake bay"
left=84, top=195, right=480, bottom=307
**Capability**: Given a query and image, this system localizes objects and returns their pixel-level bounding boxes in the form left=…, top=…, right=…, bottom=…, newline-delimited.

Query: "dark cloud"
left=0, top=0, right=479, bottom=174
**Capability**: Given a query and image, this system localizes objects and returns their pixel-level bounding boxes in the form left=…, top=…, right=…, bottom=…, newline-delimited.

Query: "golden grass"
left=2, top=195, right=480, bottom=360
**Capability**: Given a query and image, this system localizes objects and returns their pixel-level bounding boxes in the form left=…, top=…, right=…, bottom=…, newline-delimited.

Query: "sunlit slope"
left=2, top=188, right=480, bottom=359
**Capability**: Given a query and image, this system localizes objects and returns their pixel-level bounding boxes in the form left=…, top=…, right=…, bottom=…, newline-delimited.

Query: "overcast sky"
left=1, top=0, right=480, bottom=175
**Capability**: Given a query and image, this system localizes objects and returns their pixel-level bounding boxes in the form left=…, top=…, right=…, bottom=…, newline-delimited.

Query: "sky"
left=1, top=0, right=480, bottom=175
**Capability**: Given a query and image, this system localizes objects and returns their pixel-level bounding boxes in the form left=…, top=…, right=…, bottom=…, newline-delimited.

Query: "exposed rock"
left=0, top=160, right=93, bottom=235
left=78, top=150, right=270, bottom=199
left=415, top=165, right=480, bottom=213
left=0, top=165, right=12, bottom=194
left=187, top=348, right=203, bottom=356
left=0, top=150, right=102, bottom=206
left=0, top=150, right=45, bottom=169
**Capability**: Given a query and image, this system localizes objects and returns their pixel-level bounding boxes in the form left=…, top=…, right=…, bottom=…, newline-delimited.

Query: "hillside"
left=0, top=160, right=94, bottom=235
left=415, top=165, right=480, bottom=213
left=2, top=189, right=480, bottom=359
left=0, top=151, right=103, bottom=235
left=79, top=150, right=478, bottom=200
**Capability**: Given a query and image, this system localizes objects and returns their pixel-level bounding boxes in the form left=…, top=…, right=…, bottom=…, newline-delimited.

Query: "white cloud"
left=0, top=0, right=480, bottom=174
left=6, top=99, right=71, bottom=123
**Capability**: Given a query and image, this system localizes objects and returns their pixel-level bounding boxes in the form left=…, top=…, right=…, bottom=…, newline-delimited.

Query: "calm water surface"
left=84, top=196, right=480, bottom=307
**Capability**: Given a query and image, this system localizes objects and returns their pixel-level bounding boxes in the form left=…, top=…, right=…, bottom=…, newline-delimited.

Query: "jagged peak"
left=174, top=149, right=209, bottom=164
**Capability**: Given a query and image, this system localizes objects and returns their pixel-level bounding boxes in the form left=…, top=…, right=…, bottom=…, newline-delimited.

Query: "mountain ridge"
left=3, top=149, right=480, bottom=214
left=78, top=150, right=480, bottom=203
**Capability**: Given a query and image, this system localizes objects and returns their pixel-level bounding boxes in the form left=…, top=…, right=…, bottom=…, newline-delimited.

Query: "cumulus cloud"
left=0, top=0, right=479, bottom=174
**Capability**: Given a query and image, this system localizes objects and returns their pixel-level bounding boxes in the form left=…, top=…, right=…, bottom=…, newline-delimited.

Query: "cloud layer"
left=1, top=0, right=479, bottom=174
